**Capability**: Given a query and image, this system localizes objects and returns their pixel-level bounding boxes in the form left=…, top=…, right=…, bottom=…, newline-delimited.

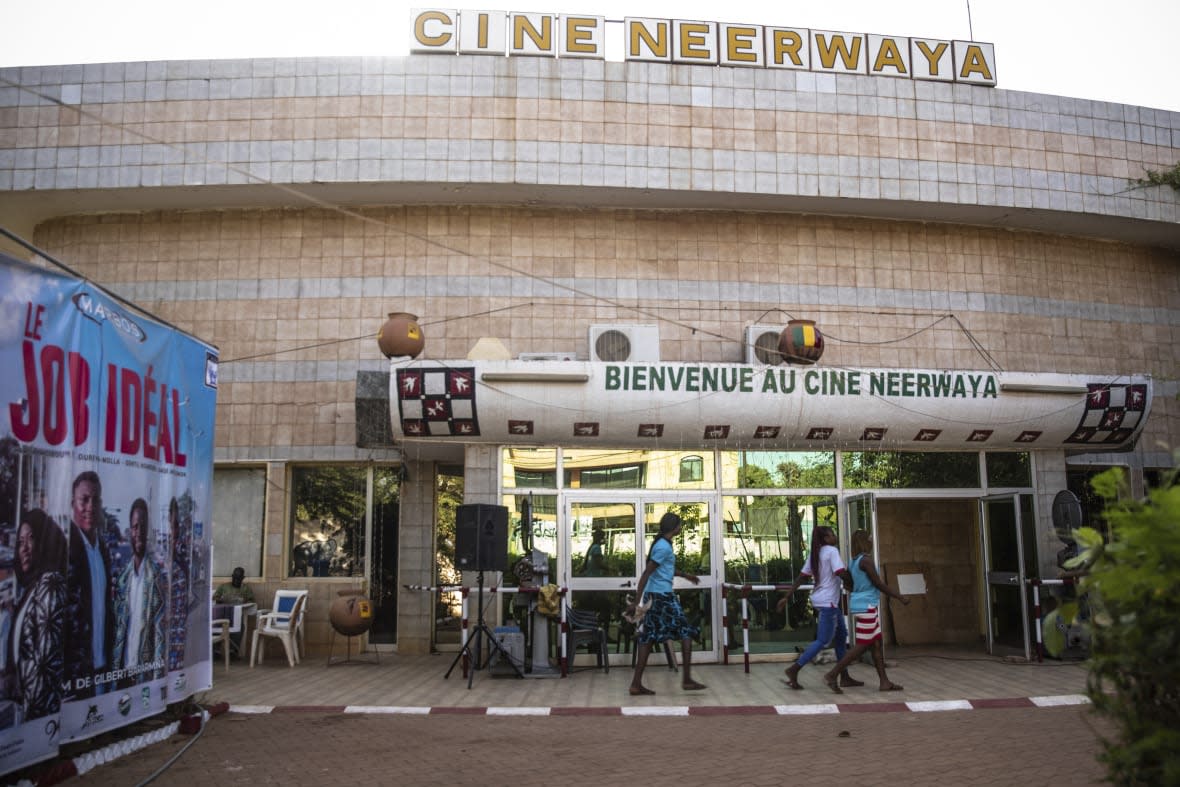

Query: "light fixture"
left=1000, top=383, right=1089, bottom=395
left=481, top=372, right=590, bottom=383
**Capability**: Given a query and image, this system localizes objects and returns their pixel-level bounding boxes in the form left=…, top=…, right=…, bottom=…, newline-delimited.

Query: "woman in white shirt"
left=777, top=526, right=862, bottom=691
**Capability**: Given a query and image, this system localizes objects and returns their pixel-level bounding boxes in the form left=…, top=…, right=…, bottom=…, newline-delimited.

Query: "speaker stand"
left=444, top=570, right=524, bottom=688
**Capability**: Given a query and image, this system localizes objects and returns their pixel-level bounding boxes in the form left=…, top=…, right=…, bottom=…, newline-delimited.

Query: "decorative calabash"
left=778, top=319, right=824, bottom=364
left=377, top=312, right=425, bottom=358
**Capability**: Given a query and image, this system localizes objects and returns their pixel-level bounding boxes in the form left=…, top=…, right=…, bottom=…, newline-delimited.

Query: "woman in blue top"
left=822, top=529, right=909, bottom=693
left=626, top=512, right=706, bottom=696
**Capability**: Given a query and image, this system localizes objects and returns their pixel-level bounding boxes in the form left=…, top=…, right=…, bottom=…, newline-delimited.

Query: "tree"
left=1063, top=462, right=1180, bottom=785
left=435, top=471, right=463, bottom=586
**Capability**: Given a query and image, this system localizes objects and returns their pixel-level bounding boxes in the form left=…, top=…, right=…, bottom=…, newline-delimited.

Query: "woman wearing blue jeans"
left=777, top=526, right=862, bottom=690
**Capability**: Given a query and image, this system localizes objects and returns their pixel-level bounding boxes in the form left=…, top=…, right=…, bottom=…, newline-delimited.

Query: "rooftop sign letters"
left=410, top=9, right=997, bottom=85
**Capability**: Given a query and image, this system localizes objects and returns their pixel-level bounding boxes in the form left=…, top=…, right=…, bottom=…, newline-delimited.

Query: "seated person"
left=214, top=567, right=254, bottom=605
left=213, top=567, right=254, bottom=657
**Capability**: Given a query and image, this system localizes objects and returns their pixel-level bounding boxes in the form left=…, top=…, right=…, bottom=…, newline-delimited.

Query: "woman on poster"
left=12, top=508, right=68, bottom=720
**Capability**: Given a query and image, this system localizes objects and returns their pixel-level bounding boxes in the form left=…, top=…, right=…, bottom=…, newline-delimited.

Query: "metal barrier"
left=1026, top=577, right=1078, bottom=662
left=413, top=581, right=834, bottom=675
left=722, top=582, right=814, bottom=673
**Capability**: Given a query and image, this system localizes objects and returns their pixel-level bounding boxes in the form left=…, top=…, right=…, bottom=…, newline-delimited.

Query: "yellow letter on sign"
left=410, top=9, right=456, bottom=53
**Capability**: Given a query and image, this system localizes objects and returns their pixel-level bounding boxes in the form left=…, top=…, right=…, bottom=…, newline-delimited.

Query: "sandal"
left=629, top=686, right=656, bottom=696
left=823, top=675, right=844, bottom=694
left=682, top=680, right=707, bottom=691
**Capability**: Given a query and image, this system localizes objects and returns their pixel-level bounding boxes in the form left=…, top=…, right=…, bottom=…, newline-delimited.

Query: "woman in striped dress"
left=823, top=529, right=909, bottom=693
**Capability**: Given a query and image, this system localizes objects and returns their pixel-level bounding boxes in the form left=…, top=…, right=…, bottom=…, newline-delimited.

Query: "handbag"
left=622, top=593, right=652, bottom=626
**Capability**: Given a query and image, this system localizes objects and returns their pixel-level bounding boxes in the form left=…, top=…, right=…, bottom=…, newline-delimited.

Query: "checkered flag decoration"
left=396, top=367, right=480, bottom=437
left=1065, top=383, right=1147, bottom=445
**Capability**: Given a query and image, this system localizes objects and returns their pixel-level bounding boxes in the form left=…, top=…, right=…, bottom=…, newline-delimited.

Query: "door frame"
left=841, top=492, right=878, bottom=564
left=979, top=493, right=1031, bottom=660
left=561, top=491, right=720, bottom=662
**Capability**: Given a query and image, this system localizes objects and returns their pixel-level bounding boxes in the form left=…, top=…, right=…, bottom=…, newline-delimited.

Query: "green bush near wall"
left=1063, top=460, right=1180, bottom=786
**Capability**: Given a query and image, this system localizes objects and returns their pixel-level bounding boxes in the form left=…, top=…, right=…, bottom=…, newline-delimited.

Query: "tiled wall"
left=3, top=53, right=1177, bottom=653
left=30, top=206, right=1180, bottom=464
left=2, top=56, right=1178, bottom=231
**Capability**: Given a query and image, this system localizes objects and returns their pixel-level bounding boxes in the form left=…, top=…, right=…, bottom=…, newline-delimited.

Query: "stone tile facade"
left=1, top=54, right=1177, bottom=655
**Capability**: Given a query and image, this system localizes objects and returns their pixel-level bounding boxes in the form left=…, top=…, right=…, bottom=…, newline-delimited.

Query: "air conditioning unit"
left=744, top=324, right=785, bottom=365
left=588, top=325, right=660, bottom=362
left=518, top=352, right=577, bottom=362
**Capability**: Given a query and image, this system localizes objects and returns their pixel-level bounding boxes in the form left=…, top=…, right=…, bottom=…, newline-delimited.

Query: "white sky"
left=4, top=0, right=1178, bottom=112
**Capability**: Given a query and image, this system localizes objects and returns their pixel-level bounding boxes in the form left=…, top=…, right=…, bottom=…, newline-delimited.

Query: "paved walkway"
left=10, top=647, right=1113, bottom=785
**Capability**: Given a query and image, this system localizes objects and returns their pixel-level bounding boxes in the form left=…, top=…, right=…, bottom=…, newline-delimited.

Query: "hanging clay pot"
left=329, top=589, right=374, bottom=636
left=778, top=319, right=825, bottom=364
left=377, top=312, right=425, bottom=358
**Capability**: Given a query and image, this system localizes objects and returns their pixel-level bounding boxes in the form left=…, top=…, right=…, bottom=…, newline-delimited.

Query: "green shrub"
left=1065, top=463, right=1180, bottom=785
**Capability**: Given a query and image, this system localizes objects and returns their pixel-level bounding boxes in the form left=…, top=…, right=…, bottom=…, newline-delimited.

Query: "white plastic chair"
left=211, top=618, right=231, bottom=672
left=255, top=589, right=309, bottom=658
left=251, top=593, right=307, bottom=667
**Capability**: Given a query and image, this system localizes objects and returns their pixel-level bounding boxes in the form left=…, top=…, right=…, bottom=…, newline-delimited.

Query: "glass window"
left=434, top=467, right=464, bottom=647
left=644, top=501, right=710, bottom=576
left=369, top=466, right=401, bottom=644
left=499, top=493, right=559, bottom=632
left=289, top=465, right=371, bottom=578
left=562, top=449, right=714, bottom=490
left=1066, top=465, right=1121, bottom=538
left=504, top=493, right=559, bottom=577
left=721, top=494, right=837, bottom=654
left=211, top=466, right=265, bottom=576
left=720, top=495, right=836, bottom=584
left=569, top=463, right=644, bottom=488
left=843, top=451, right=980, bottom=489
left=680, top=455, right=704, bottom=483
left=501, top=448, right=557, bottom=488
left=720, top=451, right=836, bottom=489
left=568, top=500, right=634, bottom=579
left=986, top=452, right=1032, bottom=487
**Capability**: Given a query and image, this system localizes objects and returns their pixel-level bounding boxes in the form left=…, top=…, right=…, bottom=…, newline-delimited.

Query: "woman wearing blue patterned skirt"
left=626, top=512, right=707, bottom=696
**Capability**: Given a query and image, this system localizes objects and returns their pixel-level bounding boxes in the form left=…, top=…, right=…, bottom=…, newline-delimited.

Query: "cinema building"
left=2, top=11, right=1177, bottom=665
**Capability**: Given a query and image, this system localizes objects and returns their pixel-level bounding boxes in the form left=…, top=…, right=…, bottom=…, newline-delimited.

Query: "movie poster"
left=0, top=253, right=218, bottom=775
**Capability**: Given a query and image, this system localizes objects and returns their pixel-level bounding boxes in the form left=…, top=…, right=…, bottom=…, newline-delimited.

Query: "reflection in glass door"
left=843, top=493, right=877, bottom=562
left=980, top=494, right=1033, bottom=659
left=644, top=501, right=713, bottom=661
left=720, top=495, right=837, bottom=653
left=566, top=499, right=637, bottom=660
left=563, top=497, right=714, bottom=664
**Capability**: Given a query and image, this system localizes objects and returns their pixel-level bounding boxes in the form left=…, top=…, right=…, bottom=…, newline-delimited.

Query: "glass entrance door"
left=843, top=493, right=877, bottom=560
left=980, top=494, right=1033, bottom=659
left=563, top=497, right=714, bottom=664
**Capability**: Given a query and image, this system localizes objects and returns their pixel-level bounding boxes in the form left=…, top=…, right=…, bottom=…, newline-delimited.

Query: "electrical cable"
left=2, top=75, right=1011, bottom=372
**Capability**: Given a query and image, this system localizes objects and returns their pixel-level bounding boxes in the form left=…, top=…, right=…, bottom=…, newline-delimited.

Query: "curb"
left=11, top=695, right=1089, bottom=784
left=14, top=704, right=232, bottom=787
left=229, top=693, right=1089, bottom=717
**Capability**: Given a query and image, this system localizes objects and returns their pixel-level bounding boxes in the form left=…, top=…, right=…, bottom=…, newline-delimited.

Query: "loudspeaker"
left=455, top=504, right=508, bottom=572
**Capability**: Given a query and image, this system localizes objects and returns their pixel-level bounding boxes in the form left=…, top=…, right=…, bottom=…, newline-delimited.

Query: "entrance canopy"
left=389, top=360, right=1152, bottom=452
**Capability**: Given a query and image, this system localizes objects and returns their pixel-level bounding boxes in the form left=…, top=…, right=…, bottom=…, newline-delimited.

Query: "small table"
left=212, top=602, right=257, bottom=662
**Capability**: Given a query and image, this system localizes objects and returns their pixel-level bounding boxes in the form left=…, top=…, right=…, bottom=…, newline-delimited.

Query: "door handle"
left=619, top=580, right=633, bottom=587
